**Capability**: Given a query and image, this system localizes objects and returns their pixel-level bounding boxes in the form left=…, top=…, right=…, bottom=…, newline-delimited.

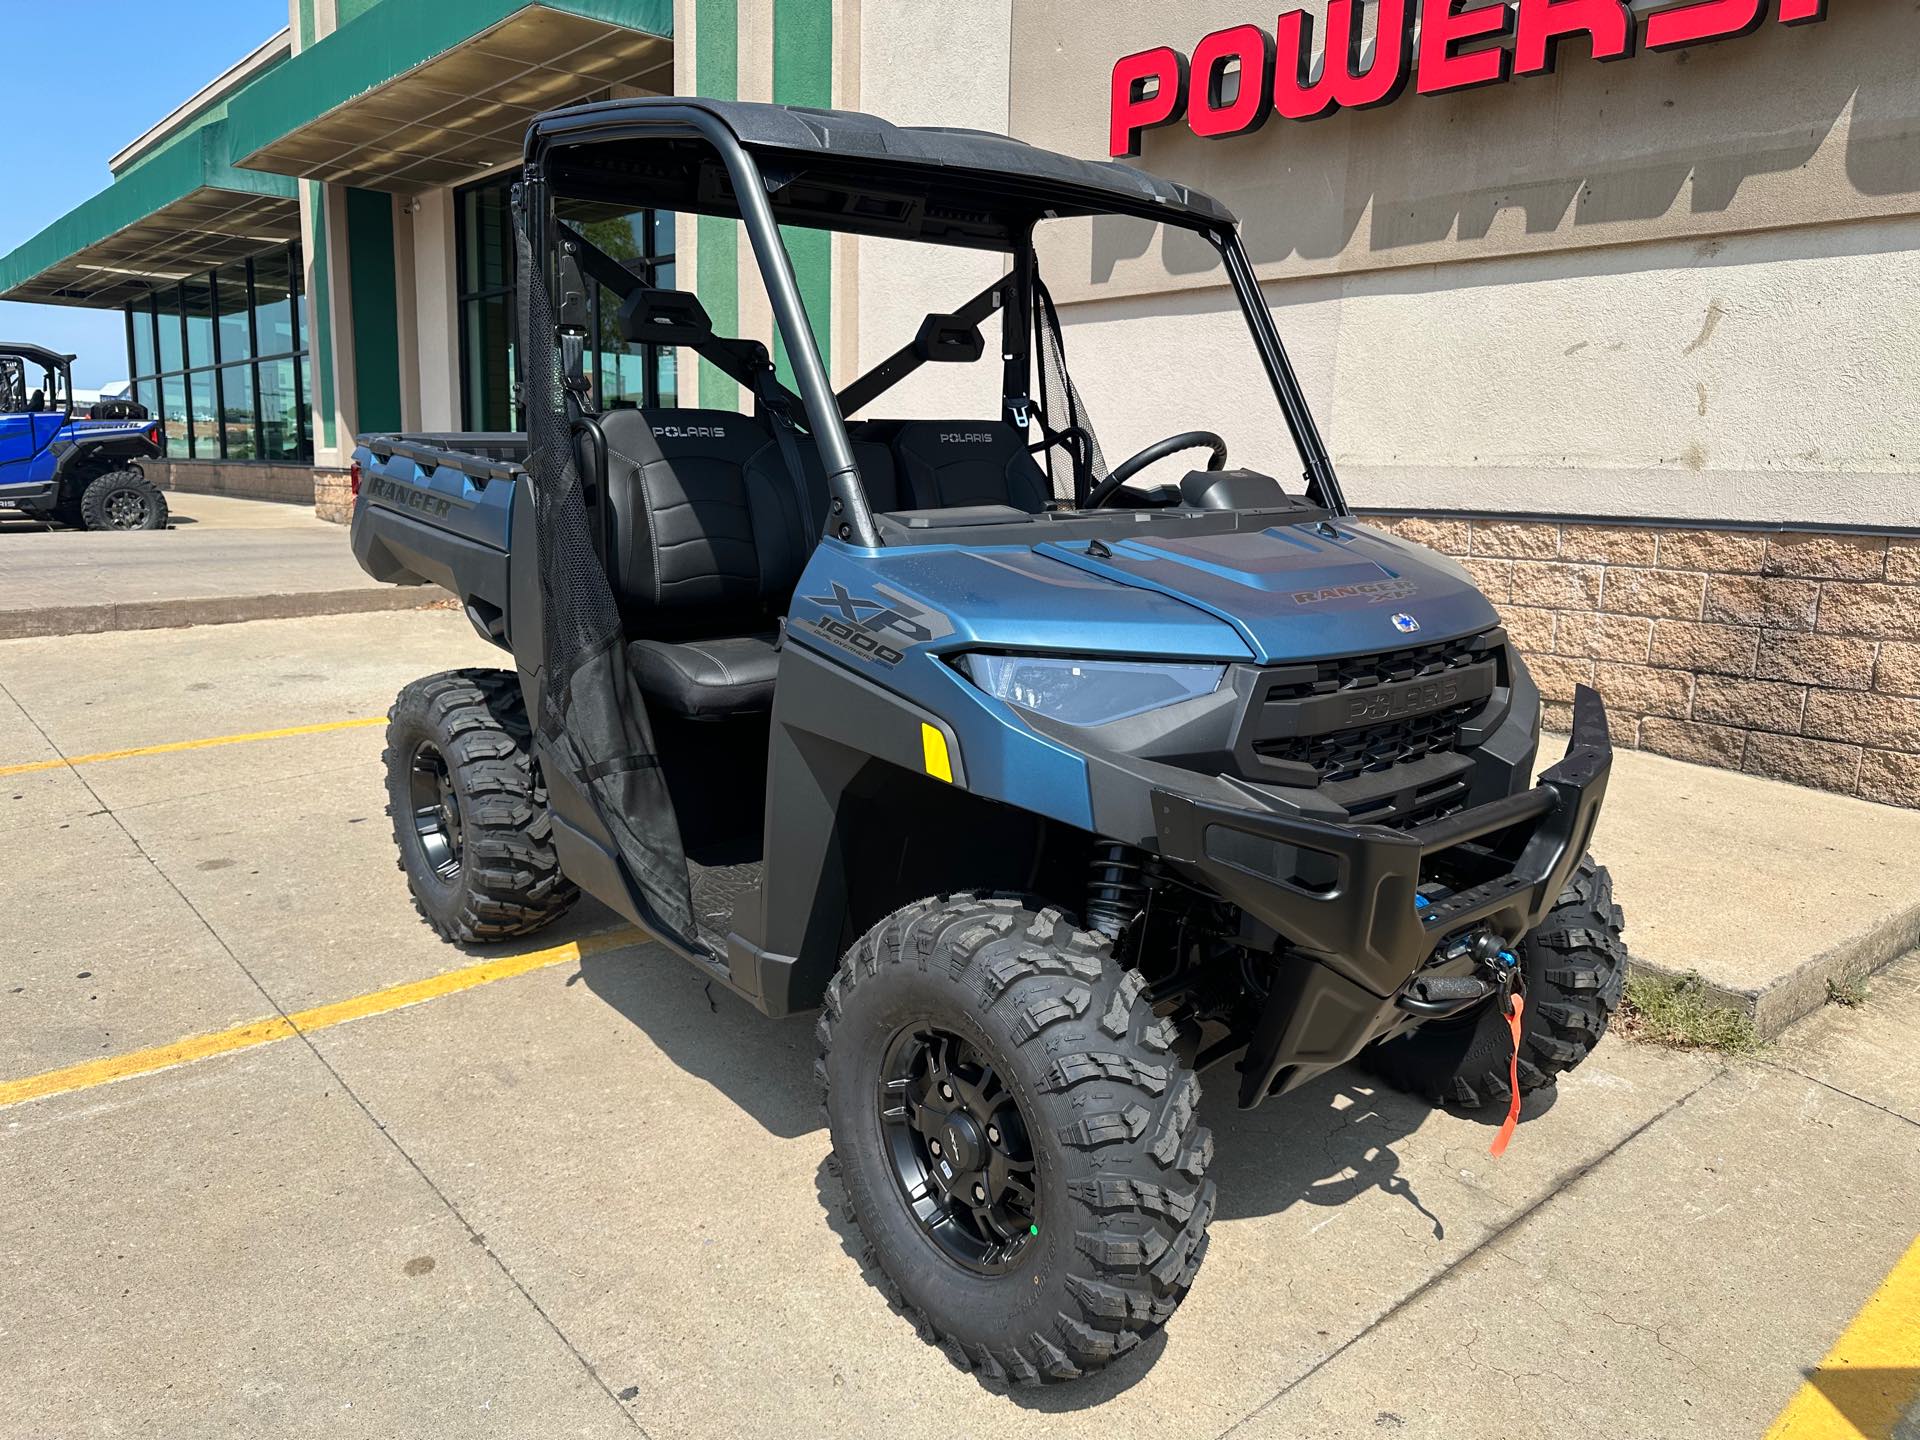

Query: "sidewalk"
left=1549, top=734, right=1920, bottom=1038
left=0, top=493, right=441, bottom=638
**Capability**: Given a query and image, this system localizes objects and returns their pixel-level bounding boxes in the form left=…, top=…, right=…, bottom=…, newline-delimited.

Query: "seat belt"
left=752, top=363, right=822, bottom=544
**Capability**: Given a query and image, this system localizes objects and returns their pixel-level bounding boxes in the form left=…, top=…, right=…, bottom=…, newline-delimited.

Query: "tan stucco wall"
left=996, top=0, right=1920, bottom=527
left=836, top=0, right=1015, bottom=417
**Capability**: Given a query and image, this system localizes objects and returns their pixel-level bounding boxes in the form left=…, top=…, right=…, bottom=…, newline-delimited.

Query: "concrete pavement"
left=2, top=610, right=1917, bottom=1438
left=0, top=491, right=441, bottom=638
left=1554, top=732, right=1920, bottom=1038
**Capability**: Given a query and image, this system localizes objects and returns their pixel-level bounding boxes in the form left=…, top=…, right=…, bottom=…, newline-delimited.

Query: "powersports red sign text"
left=1110, top=0, right=1828, bottom=156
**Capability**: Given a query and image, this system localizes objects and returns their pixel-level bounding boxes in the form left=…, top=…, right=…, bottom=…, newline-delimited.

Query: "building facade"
left=2, top=0, right=1915, bottom=804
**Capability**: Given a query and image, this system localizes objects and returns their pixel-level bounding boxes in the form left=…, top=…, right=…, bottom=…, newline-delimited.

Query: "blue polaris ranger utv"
left=0, top=343, right=167, bottom=529
left=350, top=99, right=1626, bottom=1383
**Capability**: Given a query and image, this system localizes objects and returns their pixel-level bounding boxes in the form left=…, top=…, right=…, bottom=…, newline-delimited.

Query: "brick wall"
left=313, top=467, right=354, bottom=524
left=150, top=459, right=316, bottom=506
left=1362, top=516, right=1920, bottom=809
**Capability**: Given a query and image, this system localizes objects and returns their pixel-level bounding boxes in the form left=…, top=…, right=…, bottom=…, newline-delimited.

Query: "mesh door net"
left=515, top=191, right=696, bottom=940
left=1032, top=273, right=1108, bottom=506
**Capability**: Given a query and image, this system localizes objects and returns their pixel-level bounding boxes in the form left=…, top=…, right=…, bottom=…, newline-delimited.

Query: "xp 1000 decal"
left=800, top=581, right=955, bottom=667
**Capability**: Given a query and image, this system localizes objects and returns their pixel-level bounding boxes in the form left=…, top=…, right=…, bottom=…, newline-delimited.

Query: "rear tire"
left=383, top=669, right=578, bottom=943
left=818, top=896, right=1215, bottom=1384
left=1365, top=855, right=1628, bottom=1107
left=78, top=469, right=167, bottom=531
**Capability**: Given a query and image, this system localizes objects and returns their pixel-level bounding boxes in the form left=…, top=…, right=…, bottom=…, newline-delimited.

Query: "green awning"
left=0, top=122, right=298, bottom=308
left=226, top=0, right=673, bottom=192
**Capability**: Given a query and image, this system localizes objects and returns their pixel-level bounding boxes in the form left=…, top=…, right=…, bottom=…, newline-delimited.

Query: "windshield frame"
left=523, top=101, right=1347, bottom=548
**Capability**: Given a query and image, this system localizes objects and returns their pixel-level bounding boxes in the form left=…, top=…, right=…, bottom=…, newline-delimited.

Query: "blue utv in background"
left=346, top=99, right=1629, bottom=1383
left=0, top=343, right=167, bottom=530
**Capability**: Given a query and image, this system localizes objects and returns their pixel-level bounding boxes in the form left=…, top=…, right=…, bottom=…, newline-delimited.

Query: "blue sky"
left=0, top=0, right=290, bottom=385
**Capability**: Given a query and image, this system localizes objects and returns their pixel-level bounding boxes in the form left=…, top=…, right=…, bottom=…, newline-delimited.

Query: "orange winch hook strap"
left=1489, top=990, right=1526, bottom=1158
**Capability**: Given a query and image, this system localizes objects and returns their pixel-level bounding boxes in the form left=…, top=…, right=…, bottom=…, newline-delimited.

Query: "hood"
left=1032, top=521, right=1499, bottom=663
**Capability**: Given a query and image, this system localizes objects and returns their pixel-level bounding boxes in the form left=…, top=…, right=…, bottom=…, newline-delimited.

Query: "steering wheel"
left=1086, top=431, right=1228, bottom=509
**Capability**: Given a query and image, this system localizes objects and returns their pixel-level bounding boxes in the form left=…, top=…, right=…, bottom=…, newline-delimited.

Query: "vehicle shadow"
left=577, top=938, right=1559, bottom=1406
left=575, top=938, right=823, bottom=1139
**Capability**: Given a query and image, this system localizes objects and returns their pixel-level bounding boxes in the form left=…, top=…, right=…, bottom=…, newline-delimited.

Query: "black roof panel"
left=0, top=342, right=74, bottom=368
left=529, top=97, right=1236, bottom=238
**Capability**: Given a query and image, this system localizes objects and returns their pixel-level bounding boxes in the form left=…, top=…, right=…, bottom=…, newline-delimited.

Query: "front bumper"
left=1153, top=685, right=1613, bottom=1105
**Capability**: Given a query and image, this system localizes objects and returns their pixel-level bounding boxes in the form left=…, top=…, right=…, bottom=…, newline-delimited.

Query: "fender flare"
left=51, top=432, right=163, bottom=490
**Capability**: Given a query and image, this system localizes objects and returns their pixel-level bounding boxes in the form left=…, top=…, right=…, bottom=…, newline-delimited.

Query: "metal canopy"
left=229, top=1, right=673, bottom=192
left=0, top=123, right=299, bottom=309
left=3, top=191, right=300, bottom=309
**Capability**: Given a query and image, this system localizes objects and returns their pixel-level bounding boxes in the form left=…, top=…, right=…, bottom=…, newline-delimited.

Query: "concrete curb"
left=1629, top=897, right=1920, bottom=1040
left=0, top=586, right=450, bottom=640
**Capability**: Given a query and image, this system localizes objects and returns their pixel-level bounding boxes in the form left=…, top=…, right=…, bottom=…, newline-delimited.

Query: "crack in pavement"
left=1754, top=1055, right=1919, bottom=1133
left=0, top=675, right=650, bottom=1438
left=1212, top=1064, right=1730, bottom=1439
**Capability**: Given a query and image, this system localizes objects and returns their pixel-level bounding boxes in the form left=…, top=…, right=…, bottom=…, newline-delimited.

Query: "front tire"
left=1366, top=855, right=1628, bottom=1107
left=78, top=469, right=167, bottom=531
left=383, top=669, right=578, bottom=943
left=818, top=896, right=1215, bottom=1384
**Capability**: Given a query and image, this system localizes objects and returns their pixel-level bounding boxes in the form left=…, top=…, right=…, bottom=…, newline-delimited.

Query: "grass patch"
left=1617, top=971, right=1759, bottom=1054
left=1826, top=976, right=1868, bottom=1008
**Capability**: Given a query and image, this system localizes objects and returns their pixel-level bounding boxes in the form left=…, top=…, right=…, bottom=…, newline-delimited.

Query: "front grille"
left=1264, top=700, right=1481, bottom=783
left=1244, top=631, right=1502, bottom=789
left=1260, top=633, right=1490, bottom=703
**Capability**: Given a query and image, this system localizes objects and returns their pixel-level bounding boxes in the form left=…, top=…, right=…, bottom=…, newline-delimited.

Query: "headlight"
left=958, top=654, right=1224, bottom=727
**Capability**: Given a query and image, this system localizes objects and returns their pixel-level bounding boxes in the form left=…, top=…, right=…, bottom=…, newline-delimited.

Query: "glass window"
left=161, top=374, right=187, bottom=457
left=189, top=370, right=217, bottom=458
left=463, top=293, right=516, bottom=432
left=258, top=358, right=301, bottom=462
left=460, top=173, right=677, bottom=424
left=183, top=279, right=214, bottom=369
left=599, top=349, right=647, bottom=410
left=124, top=245, right=309, bottom=465
left=221, top=365, right=256, bottom=460
left=298, top=357, right=312, bottom=449
left=130, top=299, right=156, bottom=376
left=156, top=288, right=182, bottom=372
left=254, top=249, right=296, bottom=357
left=462, top=184, right=514, bottom=293
left=217, top=266, right=251, bottom=362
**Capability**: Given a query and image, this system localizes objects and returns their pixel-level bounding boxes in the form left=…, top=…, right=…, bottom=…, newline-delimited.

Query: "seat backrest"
left=785, top=431, right=904, bottom=519
left=888, top=421, right=1052, bottom=514
left=594, top=406, right=905, bottom=632
left=599, top=407, right=807, bottom=628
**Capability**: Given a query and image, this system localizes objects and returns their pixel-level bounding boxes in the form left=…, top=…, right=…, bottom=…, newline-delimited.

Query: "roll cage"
left=0, top=342, right=73, bottom=416
left=517, top=98, right=1345, bottom=550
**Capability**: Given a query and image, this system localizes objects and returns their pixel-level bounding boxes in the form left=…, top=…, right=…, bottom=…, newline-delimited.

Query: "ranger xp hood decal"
left=1290, top=578, right=1418, bottom=606
left=1035, top=523, right=1499, bottom=664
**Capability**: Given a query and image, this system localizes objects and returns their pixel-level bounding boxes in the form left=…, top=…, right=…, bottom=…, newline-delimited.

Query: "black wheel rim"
left=407, top=741, right=464, bottom=883
left=878, top=1024, right=1039, bottom=1274
left=102, top=487, right=149, bottom=529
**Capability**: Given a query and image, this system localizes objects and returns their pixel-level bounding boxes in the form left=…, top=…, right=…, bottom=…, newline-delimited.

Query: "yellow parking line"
left=0, top=928, right=642, bottom=1110
left=0, top=716, right=386, bottom=778
left=1764, top=1232, right=1920, bottom=1439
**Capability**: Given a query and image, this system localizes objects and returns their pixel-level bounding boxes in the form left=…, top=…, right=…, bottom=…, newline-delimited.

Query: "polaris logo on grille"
left=653, top=424, right=727, bottom=439
left=1344, top=678, right=1459, bottom=725
left=1392, top=613, right=1420, bottom=633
